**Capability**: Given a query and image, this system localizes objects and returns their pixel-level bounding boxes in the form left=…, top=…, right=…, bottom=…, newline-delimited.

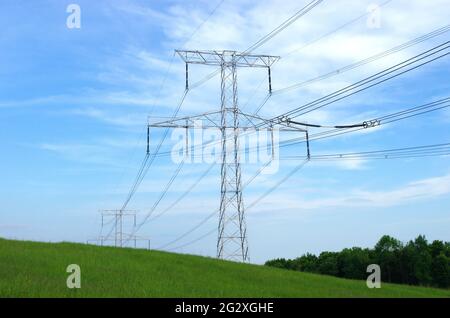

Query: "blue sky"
left=0, top=0, right=449, bottom=263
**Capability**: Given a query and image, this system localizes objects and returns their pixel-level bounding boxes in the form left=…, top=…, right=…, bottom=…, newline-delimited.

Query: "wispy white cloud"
left=249, top=172, right=450, bottom=213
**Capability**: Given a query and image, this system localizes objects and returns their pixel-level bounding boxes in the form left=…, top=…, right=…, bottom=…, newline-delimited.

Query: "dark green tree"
left=411, top=235, right=432, bottom=285
left=292, top=253, right=318, bottom=272
left=264, top=234, right=450, bottom=288
left=431, top=253, right=450, bottom=288
left=317, top=251, right=339, bottom=276
left=374, top=235, right=403, bottom=282
left=264, top=258, right=290, bottom=270
left=337, top=247, right=371, bottom=279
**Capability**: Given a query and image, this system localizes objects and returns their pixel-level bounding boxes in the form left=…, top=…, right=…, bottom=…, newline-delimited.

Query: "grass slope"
left=0, top=238, right=449, bottom=298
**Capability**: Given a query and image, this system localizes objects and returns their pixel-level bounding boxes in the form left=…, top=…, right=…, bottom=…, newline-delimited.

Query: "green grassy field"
left=0, top=238, right=449, bottom=298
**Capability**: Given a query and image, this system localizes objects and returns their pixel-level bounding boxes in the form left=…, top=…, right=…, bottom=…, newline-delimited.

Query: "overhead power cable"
left=274, top=97, right=450, bottom=150
left=123, top=158, right=187, bottom=245
left=156, top=158, right=275, bottom=250
left=257, top=41, right=450, bottom=126
left=273, top=25, right=450, bottom=95
left=180, top=0, right=226, bottom=48
left=281, top=142, right=450, bottom=161
left=149, top=162, right=217, bottom=221
left=243, top=0, right=324, bottom=54
left=119, top=89, right=189, bottom=212
left=283, top=0, right=394, bottom=57
left=165, top=140, right=450, bottom=251
left=167, top=158, right=308, bottom=251
left=173, top=35, right=450, bottom=160
left=186, top=0, right=323, bottom=91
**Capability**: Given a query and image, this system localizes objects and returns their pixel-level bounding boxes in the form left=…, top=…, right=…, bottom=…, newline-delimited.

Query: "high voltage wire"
left=167, top=141, right=450, bottom=250
left=151, top=97, right=450, bottom=169
left=283, top=0, right=394, bottom=57
left=124, top=124, right=267, bottom=245
left=180, top=0, right=226, bottom=49
left=167, top=228, right=217, bottom=252
left=281, top=41, right=450, bottom=118
left=117, top=88, right=192, bottom=240
left=246, top=159, right=309, bottom=210
left=145, top=35, right=450, bottom=161
left=103, top=52, right=178, bottom=240
left=174, top=40, right=450, bottom=175
left=123, top=158, right=187, bottom=245
left=274, top=97, right=450, bottom=150
left=119, top=90, right=189, bottom=212
left=156, top=158, right=275, bottom=250
left=272, top=25, right=450, bottom=96
left=150, top=162, right=217, bottom=222
left=244, top=0, right=395, bottom=116
left=166, top=159, right=309, bottom=251
left=104, top=89, right=190, bottom=241
left=259, top=41, right=450, bottom=124
left=144, top=96, right=449, bottom=161
left=242, top=0, right=324, bottom=54
left=242, top=23, right=450, bottom=127
left=162, top=141, right=450, bottom=251
left=186, top=0, right=324, bottom=91
left=282, top=142, right=450, bottom=161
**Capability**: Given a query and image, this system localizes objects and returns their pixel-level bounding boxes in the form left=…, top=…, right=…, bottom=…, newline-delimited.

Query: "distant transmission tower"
left=149, top=50, right=307, bottom=262
left=101, top=209, right=136, bottom=247
left=88, top=210, right=150, bottom=249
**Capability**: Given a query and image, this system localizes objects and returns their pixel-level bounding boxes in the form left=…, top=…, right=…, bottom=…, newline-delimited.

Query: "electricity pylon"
left=149, top=50, right=307, bottom=262
left=88, top=210, right=150, bottom=249
left=100, top=209, right=136, bottom=247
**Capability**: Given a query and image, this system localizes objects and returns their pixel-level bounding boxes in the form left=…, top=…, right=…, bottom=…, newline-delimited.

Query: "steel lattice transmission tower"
left=88, top=210, right=151, bottom=249
left=179, top=50, right=278, bottom=262
left=150, top=50, right=310, bottom=262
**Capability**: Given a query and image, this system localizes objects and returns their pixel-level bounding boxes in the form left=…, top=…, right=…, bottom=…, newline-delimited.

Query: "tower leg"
left=217, top=53, right=249, bottom=262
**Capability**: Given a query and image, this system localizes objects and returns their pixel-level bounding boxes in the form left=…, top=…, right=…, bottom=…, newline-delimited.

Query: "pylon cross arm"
left=175, top=50, right=279, bottom=68
left=148, top=110, right=306, bottom=132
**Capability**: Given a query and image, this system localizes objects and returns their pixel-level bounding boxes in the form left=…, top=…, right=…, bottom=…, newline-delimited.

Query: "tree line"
left=265, top=235, right=450, bottom=288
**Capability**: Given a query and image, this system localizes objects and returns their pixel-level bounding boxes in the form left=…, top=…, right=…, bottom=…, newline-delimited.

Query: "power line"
left=119, top=90, right=189, bottom=212
left=284, top=0, right=394, bottom=57
left=261, top=41, right=449, bottom=124
left=146, top=95, right=450, bottom=161
left=123, top=158, right=187, bottom=244
left=243, top=0, right=324, bottom=54
left=161, top=30, right=450, bottom=158
left=150, top=162, right=217, bottom=221
left=253, top=24, right=449, bottom=116
left=156, top=158, right=275, bottom=250
left=164, top=140, right=450, bottom=251
left=180, top=0, right=226, bottom=48
left=167, top=159, right=308, bottom=251
left=169, top=97, right=449, bottom=166
left=246, top=159, right=309, bottom=210
left=275, top=97, right=450, bottom=150
left=167, top=228, right=217, bottom=252
left=281, top=142, right=450, bottom=161
left=273, top=25, right=450, bottom=95
left=249, top=1, right=398, bottom=115
left=185, top=0, right=324, bottom=92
